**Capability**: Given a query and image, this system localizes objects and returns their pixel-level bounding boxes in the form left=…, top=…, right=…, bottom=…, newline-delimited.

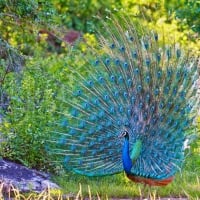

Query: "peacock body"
left=50, top=16, right=200, bottom=186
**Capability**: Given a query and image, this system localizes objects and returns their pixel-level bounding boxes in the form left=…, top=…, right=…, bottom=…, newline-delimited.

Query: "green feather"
left=130, top=140, right=142, bottom=162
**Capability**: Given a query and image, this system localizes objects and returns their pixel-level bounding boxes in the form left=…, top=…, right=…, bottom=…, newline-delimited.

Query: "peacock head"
left=119, top=130, right=129, bottom=140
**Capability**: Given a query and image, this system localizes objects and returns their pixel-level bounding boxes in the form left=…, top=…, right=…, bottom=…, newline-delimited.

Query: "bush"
left=0, top=58, right=56, bottom=170
left=0, top=34, right=96, bottom=171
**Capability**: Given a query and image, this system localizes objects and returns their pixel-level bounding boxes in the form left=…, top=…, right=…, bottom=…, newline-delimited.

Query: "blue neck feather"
left=122, top=136, right=132, bottom=173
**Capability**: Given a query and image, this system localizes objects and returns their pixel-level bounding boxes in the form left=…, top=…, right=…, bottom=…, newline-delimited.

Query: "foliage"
left=0, top=38, right=24, bottom=121
left=1, top=0, right=200, bottom=55
left=193, top=116, right=200, bottom=155
left=164, top=0, right=200, bottom=33
left=0, top=0, right=56, bottom=55
left=0, top=0, right=55, bottom=21
left=0, top=35, right=96, bottom=170
left=0, top=57, right=56, bottom=169
left=51, top=0, right=122, bottom=32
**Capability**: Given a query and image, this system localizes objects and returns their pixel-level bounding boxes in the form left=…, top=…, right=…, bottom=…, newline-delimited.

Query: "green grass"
left=1, top=154, right=199, bottom=200
left=52, top=153, right=200, bottom=199
left=53, top=172, right=200, bottom=199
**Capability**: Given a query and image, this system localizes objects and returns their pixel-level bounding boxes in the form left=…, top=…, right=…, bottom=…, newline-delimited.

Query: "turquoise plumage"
left=49, top=15, right=200, bottom=185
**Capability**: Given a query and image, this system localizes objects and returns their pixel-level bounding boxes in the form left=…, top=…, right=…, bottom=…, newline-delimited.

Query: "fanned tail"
left=48, top=14, right=200, bottom=179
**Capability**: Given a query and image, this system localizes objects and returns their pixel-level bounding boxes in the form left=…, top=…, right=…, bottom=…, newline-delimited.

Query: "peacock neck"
left=122, top=136, right=133, bottom=174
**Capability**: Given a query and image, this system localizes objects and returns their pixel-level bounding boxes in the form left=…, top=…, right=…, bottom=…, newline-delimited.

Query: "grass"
left=1, top=154, right=199, bottom=199
left=1, top=172, right=199, bottom=200
left=52, top=153, right=200, bottom=199
left=0, top=169, right=199, bottom=199
left=52, top=171, right=200, bottom=199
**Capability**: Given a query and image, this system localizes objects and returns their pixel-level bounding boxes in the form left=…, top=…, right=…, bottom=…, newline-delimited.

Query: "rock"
left=0, top=159, right=60, bottom=194
left=40, top=180, right=60, bottom=191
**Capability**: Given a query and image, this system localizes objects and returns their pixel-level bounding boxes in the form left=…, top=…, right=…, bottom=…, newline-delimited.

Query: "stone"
left=0, top=159, right=60, bottom=194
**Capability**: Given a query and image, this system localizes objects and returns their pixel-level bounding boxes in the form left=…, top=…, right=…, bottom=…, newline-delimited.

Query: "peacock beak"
left=118, top=132, right=126, bottom=138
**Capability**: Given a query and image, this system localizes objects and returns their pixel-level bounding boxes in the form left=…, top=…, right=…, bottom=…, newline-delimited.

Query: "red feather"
left=126, top=174, right=174, bottom=186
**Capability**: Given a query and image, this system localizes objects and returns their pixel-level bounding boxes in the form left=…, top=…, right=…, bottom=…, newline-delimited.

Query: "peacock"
left=49, top=15, right=200, bottom=187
